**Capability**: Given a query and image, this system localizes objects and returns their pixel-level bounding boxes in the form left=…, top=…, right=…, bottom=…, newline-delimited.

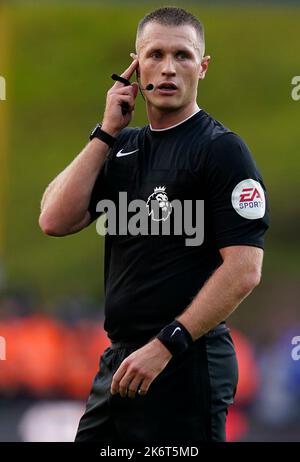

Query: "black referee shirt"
left=88, top=109, right=269, bottom=343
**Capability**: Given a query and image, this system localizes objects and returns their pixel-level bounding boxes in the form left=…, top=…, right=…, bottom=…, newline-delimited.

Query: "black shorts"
left=75, top=324, right=238, bottom=443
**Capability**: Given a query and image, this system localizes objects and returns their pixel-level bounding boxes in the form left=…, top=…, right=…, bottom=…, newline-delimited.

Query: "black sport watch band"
left=89, top=123, right=117, bottom=148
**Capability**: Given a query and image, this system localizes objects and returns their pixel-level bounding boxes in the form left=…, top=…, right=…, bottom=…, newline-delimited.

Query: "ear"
left=199, top=55, right=211, bottom=81
left=130, top=52, right=138, bottom=60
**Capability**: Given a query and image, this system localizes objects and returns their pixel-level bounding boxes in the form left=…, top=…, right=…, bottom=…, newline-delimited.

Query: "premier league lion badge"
left=146, top=186, right=172, bottom=222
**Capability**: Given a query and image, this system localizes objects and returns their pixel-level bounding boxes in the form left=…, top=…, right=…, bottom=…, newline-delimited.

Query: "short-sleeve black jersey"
left=88, top=109, right=269, bottom=343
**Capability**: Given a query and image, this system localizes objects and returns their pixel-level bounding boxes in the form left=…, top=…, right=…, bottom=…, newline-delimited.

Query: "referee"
left=39, top=7, right=269, bottom=442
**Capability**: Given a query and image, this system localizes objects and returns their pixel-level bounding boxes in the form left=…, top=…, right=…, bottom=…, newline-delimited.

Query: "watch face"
left=90, top=124, right=100, bottom=139
left=91, top=125, right=98, bottom=135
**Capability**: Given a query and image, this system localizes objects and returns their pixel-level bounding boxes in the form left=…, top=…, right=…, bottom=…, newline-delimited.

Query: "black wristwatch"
left=89, top=123, right=117, bottom=148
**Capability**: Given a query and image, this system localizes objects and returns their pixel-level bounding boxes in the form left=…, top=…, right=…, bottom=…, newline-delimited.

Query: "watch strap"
left=89, top=123, right=117, bottom=148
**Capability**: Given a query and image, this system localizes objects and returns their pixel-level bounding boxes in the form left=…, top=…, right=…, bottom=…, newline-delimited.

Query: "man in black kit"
left=39, top=7, right=269, bottom=443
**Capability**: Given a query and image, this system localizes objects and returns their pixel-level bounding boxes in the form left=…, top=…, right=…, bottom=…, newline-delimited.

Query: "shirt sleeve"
left=204, top=132, right=270, bottom=250
left=88, top=160, right=107, bottom=223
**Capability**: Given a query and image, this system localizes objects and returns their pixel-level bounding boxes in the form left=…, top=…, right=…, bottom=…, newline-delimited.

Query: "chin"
left=152, top=99, right=182, bottom=112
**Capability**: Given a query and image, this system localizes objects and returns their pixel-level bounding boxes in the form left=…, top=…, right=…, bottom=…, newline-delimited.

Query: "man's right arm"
left=39, top=58, right=139, bottom=237
left=39, top=138, right=110, bottom=236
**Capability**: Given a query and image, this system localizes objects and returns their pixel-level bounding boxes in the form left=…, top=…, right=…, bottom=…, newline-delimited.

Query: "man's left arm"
left=176, top=245, right=263, bottom=341
left=111, top=244, right=263, bottom=399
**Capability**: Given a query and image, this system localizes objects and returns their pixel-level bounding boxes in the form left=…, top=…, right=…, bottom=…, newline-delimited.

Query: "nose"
left=161, top=56, right=176, bottom=76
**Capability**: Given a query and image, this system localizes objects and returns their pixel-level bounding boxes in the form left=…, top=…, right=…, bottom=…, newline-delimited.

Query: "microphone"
left=110, top=73, right=154, bottom=114
left=143, top=83, right=154, bottom=91
left=111, top=74, right=154, bottom=91
left=111, top=73, right=131, bottom=86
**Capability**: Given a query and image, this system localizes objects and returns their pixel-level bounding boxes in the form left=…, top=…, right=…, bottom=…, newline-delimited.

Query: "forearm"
left=39, top=59, right=139, bottom=237
left=177, top=255, right=261, bottom=341
left=39, top=138, right=109, bottom=235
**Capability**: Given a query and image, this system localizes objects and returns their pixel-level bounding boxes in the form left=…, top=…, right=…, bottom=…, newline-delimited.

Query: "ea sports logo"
left=239, top=187, right=262, bottom=202
left=146, top=186, right=172, bottom=221
left=231, top=179, right=266, bottom=219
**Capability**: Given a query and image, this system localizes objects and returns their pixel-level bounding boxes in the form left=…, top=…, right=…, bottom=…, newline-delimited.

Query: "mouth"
left=157, top=81, right=178, bottom=95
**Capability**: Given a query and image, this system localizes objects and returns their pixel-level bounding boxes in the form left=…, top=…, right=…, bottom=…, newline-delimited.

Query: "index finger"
left=111, top=59, right=139, bottom=90
left=111, top=362, right=127, bottom=395
left=116, top=59, right=139, bottom=84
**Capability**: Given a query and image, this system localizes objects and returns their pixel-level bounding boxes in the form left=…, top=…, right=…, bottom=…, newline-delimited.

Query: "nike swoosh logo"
left=170, top=327, right=181, bottom=337
left=116, top=149, right=139, bottom=157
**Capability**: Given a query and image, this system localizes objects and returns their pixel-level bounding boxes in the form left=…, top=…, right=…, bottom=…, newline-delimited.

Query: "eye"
left=177, top=51, right=189, bottom=60
left=150, top=51, right=162, bottom=59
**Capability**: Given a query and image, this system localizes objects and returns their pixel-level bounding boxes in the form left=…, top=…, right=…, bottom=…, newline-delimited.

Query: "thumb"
left=132, top=82, right=139, bottom=99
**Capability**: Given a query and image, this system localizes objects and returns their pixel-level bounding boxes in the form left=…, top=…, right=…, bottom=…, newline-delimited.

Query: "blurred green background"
left=1, top=1, right=299, bottom=340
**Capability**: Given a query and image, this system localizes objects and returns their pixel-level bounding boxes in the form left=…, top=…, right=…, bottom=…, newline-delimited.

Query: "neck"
left=146, top=102, right=200, bottom=130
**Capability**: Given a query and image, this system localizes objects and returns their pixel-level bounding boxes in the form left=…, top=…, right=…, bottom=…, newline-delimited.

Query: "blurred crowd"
left=0, top=292, right=300, bottom=441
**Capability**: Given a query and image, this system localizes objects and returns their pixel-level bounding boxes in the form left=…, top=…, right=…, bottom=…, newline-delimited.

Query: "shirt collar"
left=149, top=108, right=201, bottom=132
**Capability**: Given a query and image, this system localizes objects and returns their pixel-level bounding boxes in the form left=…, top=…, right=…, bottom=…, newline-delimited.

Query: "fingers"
left=112, top=364, right=142, bottom=398
left=109, top=82, right=138, bottom=111
left=111, top=362, right=127, bottom=395
left=137, top=376, right=151, bottom=397
left=128, top=377, right=150, bottom=399
left=111, top=83, right=139, bottom=111
left=110, top=85, right=136, bottom=96
left=121, top=58, right=139, bottom=80
left=119, top=373, right=139, bottom=399
left=125, top=376, right=144, bottom=399
left=117, top=374, right=150, bottom=399
left=106, top=89, right=136, bottom=114
left=111, top=361, right=151, bottom=399
left=112, top=59, right=139, bottom=90
left=119, top=94, right=135, bottom=113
